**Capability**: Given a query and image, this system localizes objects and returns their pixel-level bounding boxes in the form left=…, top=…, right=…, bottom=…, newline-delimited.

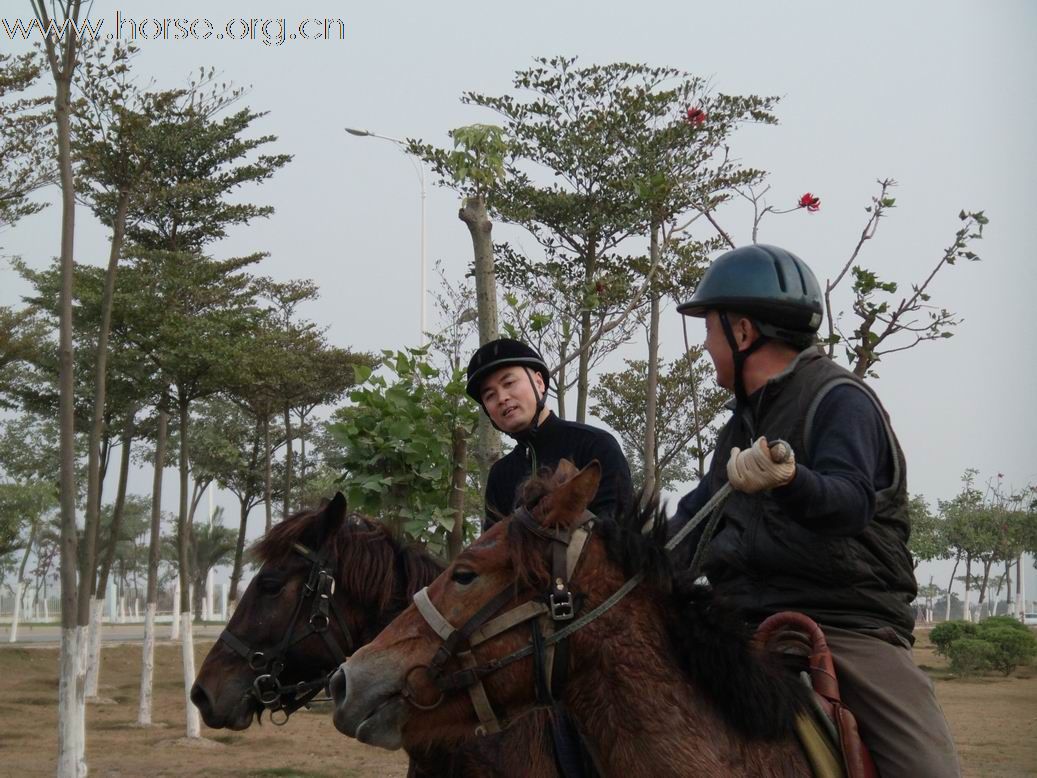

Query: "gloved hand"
left=726, top=437, right=796, bottom=494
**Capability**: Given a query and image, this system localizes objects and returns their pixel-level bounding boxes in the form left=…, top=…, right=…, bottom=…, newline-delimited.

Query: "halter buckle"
left=549, top=590, right=575, bottom=621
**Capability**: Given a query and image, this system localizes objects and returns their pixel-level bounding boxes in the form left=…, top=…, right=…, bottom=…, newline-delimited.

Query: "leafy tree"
left=591, top=350, right=726, bottom=495
left=0, top=50, right=51, bottom=229
left=907, top=494, right=946, bottom=570
left=326, top=349, right=479, bottom=555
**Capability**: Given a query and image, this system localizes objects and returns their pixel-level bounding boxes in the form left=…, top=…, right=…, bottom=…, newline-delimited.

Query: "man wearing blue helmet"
left=671, top=244, right=959, bottom=777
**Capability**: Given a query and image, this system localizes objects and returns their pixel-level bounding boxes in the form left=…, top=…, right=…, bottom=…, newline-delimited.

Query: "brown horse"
left=191, top=493, right=559, bottom=778
left=331, top=463, right=815, bottom=777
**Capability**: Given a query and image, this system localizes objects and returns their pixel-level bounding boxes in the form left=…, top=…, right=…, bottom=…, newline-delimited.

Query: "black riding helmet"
left=678, top=244, right=823, bottom=402
left=466, top=338, right=551, bottom=434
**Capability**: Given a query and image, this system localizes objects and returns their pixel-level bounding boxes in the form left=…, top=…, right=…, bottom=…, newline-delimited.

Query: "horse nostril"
left=190, top=682, right=213, bottom=716
left=329, top=666, right=347, bottom=703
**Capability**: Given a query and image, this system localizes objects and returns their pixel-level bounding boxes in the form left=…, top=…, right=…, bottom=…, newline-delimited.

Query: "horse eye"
left=258, top=577, right=284, bottom=595
left=451, top=569, right=478, bottom=586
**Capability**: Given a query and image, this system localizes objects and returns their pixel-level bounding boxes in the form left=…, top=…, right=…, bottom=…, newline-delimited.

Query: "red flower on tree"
left=798, top=192, right=821, bottom=212
left=685, top=106, right=706, bottom=126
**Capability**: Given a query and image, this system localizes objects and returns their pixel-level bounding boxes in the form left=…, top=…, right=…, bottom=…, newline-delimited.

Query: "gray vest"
left=703, top=349, right=917, bottom=640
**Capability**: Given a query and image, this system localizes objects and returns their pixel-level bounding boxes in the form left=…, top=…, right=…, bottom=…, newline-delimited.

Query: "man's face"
left=479, top=366, right=545, bottom=434
left=704, top=311, right=735, bottom=390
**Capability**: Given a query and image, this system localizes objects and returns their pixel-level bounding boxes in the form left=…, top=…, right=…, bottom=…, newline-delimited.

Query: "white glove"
left=726, top=437, right=796, bottom=494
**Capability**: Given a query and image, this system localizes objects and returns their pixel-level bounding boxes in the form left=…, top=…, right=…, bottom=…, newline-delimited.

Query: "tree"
left=326, top=349, right=480, bottom=556
left=591, top=350, right=726, bottom=496
left=0, top=481, right=57, bottom=641
left=111, top=95, right=290, bottom=737
left=467, top=58, right=776, bottom=426
left=0, top=50, right=51, bottom=229
left=411, top=123, right=509, bottom=481
left=30, top=1, right=88, bottom=770
left=907, top=494, right=947, bottom=570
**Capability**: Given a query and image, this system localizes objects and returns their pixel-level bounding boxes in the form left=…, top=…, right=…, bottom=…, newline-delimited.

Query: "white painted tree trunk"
left=134, top=598, right=139, bottom=619
left=205, top=568, right=214, bottom=621
left=9, top=580, right=26, bottom=642
left=220, top=583, right=228, bottom=622
left=118, top=594, right=126, bottom=623
left=137, top=602, right=156, bottom=726
left=170, top=582, right=180, bottom=640
left=44, top=597, right=49, bottom=621
left=963, top=584, right=972, bottom=622
left=180, top=611, right=201, bottom=737
left=57, top=627, right=82, bottom=777
left=84, top=598, right=105, bottom=697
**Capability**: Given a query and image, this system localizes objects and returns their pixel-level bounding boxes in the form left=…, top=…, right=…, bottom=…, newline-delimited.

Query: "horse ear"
left=544, top=460, right=601, bottom=528
left=316, top=492, right=348, bottom=546
left=553, top=459, right=579, bottom=484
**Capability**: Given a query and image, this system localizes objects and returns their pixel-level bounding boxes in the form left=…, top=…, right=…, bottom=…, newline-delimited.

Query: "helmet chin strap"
left=719, top=312, right=768, bottom=405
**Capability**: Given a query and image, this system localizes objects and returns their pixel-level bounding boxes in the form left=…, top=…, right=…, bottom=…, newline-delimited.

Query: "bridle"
left=405, top=507, right=603, bottom=736
left=219, top=540, right=355, bottom=725
left=404, top=471, right=751, bottom=737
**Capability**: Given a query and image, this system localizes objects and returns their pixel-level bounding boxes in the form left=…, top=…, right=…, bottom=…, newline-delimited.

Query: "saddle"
left=754, top=612, right=878, bottom=778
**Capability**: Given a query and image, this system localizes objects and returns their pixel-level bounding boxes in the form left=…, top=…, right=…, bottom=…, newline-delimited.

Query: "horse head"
left=191, top=492, right=442, bottom=730
left=329, top=460, right=633, bottom=750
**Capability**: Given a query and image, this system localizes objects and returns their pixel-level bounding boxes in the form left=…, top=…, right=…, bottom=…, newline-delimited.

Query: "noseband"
left=406, top=507, right=602, bottom=736
left=219, top=540, right=355, bottom=724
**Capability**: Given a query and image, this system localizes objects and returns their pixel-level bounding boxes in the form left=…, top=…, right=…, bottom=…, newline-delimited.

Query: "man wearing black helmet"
left=670, top=244, right=959, bottom=777
left=466, top=338, right=632, bottom=531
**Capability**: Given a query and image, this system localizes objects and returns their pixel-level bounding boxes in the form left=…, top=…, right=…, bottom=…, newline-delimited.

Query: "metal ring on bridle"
left=270, top=707, right=290, bottom=726
left=247, top=651, right=267, bottom=672
left=309, top=612, right=330, bottom=631
left=401, top=665, right=445, bottom=711
left=254, top=675, right=282, bottom=706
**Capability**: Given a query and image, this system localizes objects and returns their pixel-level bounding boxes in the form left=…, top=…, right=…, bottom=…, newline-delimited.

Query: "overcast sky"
left=2, top=1, right=1034, bottom=601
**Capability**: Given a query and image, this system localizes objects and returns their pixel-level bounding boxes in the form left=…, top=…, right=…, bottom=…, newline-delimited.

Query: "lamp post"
left=345, top=127, right=427, bottom=343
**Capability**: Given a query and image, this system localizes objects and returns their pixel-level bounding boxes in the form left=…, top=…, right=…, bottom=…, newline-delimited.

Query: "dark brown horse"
left=331, top=463, right=815, bottom=777
left=191, top=493, right=559, bottom=778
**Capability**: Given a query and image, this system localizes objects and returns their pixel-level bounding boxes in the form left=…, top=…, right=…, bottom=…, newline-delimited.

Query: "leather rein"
left=218, top=540, right=355, bottom=725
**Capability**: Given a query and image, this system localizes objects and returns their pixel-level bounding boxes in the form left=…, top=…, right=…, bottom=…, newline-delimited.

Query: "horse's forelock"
left=251, top=505, right=327, bottom=566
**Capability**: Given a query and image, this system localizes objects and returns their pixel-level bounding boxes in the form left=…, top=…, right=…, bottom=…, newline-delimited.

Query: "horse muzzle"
left=331, top=658, right=407, bottom=750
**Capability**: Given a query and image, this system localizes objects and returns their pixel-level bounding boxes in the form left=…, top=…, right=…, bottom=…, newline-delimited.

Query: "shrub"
left=930, top=620, right=977, bottom=656
left=974, top=625, right=1037, bottom=676
left=976, top=616, right=1030, bottom=636
left=946, top=638, right=996, bottom=676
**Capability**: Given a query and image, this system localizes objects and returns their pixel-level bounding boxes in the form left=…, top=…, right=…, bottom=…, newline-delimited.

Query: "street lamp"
left=344, top=126, right=427, bottom=344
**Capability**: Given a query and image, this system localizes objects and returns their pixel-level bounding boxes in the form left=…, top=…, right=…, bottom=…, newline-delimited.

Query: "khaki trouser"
left=823, top=625, right=961, bottom=778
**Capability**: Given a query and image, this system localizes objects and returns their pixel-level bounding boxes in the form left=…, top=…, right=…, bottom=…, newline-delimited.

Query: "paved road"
left=0, top=623, right=224, bottom=646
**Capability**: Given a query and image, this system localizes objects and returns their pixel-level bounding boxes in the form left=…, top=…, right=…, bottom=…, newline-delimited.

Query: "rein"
left=219, top=540, right=355, bottom=725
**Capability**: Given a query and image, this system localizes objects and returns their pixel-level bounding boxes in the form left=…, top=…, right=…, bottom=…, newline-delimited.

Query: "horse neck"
left=564, top=592, right=806, bottom=778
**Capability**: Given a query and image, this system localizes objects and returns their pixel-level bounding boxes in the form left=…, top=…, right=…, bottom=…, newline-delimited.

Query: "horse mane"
left=509, top=472, right=808, bottom=741
left=252, top=505, right=445, bottom=614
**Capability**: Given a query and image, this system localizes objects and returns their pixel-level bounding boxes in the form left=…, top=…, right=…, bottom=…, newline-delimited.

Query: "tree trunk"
left=963, top=554, right=973, bottom=622
left=79, top=191, right=131, bottom=645
left=139, top=401, right=167, bottom=725
left=176, top=395, right=201, bottom=737
left=41, top=8, right=87, bottom=769
left=9, top=519, right=38, bottom=643
left=575, top=236, right=599, bottom=425
left=945, top=552, right=961, bottom=621
left=228, top=498, right=251, bottom=609
left=264, top=414, right=273, bottom=533
left=641, top=221, right=662, bottom=502
left=447, top=426, right=468, bottom=560
left=1017, top=554, right=1025, bottom=620
left=283, top=402, right=293, bottom=520
left=556, top=333, right=568, bottom=420
left=459, top=194, right=501, bottom=486
left=978, top=558, right=994, bottom=618
left=86, top=413, right=134, bottom=697
left=298, top=408, right=308, bottom=511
